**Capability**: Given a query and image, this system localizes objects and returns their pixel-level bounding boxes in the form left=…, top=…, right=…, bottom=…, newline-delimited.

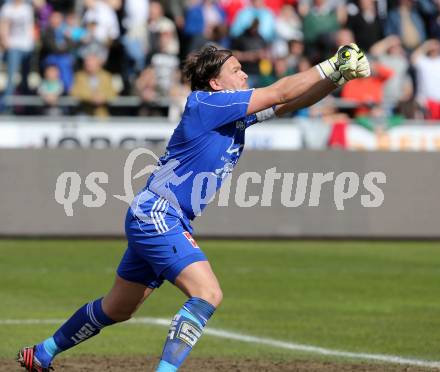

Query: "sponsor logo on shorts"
left=183, top=231, right=199, bottom=248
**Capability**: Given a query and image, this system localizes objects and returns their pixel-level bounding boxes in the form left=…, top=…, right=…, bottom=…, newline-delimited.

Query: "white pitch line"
left=2, top=317, right=440, bottom=369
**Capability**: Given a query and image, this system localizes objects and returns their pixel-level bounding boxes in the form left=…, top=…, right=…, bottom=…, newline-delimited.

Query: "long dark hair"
left=183, top=45, right=233, bottom=91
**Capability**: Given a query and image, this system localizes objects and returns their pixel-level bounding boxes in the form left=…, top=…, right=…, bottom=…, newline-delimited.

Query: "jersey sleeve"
left=195, top=89, right=253, bottom=130
left=244, top=106, right=276, bottom=128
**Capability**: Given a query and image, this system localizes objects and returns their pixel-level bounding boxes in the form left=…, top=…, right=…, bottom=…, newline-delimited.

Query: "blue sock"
left=35, top=298, right=116, bottom=368
left=156, top=297, right=216, bottom=372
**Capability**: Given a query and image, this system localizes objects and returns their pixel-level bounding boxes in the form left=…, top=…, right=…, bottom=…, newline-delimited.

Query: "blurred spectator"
left=42, top=11, right=75, bottom=93
left=346, top=0, right=383, bottom=52
left=121, top=0, right=149, bottom=85
left=297, top=55, right=313, bottom=72
left=38, top=64, right=63, bottom=116
left=230, top=0, right=276, bottom=42
left=300, top=0, right=346, bottom=57
left=210, top=24, right=231, bottom=48
left=135, top=67, right=164, bottom=116
left=428, top=0, right=440, bottom=39
left=259, top=47, right=293, bottom=86
left=202, top=0, right=226, bottom=39
left=333, top=28, right=355, bottom=51
left=1, top=0, right=437, bottom=125
left=231, top=18, right=268, bottom=88
left=265, top=0, right=296, bottom=14
left=161, top=0, right=186, bottom=30
left=106, top=0, right=122, bottom=11
left=220, top=0, right=245, bottom=25
left=0, top=0, right=35, bottom=107
left=33, top=0, right=53, bottom=32
left=78, top=18, right=109, bottom=62
left=83, top=0, right=120, bottom=46
left=71, top=53, right=117, bottom=117
left=64, top=11, right=87, bottom=44
left=46, top=0, right=75, bottom=12
left=183, top=0, right=225, bottom=54
left=275, top=4, right=303, bottom=43
left=183, top=0, right=205, bottom=53
left=149, top=1, right=179, bottom=58
left=341, top=60, right=394, bottom=117
left=370, top=35, right=414, bottom=115
left=286, top=36, right=305, bottom=71
left=411, top=39, right=440, bottom=120
left=136, top=26, right=180, bottom=117
left=299, top=0, right=347, bottom=15
left=384, top=0, right=426, bottom=51
left=150, top=33, right=180, bottom=100
left=168, top=71, right=191, bottom=122
left=187, top=26, right=230, bottom=54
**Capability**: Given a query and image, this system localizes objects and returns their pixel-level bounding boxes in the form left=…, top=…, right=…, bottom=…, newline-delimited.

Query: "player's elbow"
left=266, top=84, right=288, bottom=105
left=270, top=78, right=293, bottom=105
left=277, top=90, right=290, bottom=106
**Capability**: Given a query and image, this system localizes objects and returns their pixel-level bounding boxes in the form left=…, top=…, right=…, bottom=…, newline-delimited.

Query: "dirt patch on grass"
left=5, top=355, right=439, bottom=371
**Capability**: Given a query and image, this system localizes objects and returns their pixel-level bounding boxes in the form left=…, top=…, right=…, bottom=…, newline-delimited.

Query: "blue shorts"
left=117, top=191, right=207, bottom=289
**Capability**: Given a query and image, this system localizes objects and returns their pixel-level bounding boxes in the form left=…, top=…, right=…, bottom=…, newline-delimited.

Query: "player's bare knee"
left=102, top=298, right=136, bottom=322
left=112, top=313, right=132, bottom=322
left=199, top=287, right=223, bottom=308
left=212, top=288, right=223, bottom=307
left=104, top=307, right=134, bottom=322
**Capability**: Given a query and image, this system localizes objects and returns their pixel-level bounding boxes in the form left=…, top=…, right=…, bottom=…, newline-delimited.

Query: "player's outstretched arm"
left=248, top=43, right=371, bottom=117
left=247, top=44, right=370, bottom=115
left=247, top=65, right=324, bottom=116
left=274, top=78, right=337, bottom=117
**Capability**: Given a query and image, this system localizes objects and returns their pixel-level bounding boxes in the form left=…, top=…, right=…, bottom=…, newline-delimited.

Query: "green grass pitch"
left=1, top=239, right=439, bottom=363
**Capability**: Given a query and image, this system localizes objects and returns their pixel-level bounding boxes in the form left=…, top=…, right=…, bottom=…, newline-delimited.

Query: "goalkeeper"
left=17, top=43, right=369, bottom=372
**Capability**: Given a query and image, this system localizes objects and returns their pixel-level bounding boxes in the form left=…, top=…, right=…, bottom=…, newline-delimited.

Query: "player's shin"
left=34, top=298, right=116, bottom=367
left=156, top=297, right=216, bottom=372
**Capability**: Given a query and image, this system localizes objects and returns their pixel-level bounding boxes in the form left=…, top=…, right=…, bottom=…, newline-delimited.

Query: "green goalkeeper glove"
left=317, top=43, right=370, bottom=86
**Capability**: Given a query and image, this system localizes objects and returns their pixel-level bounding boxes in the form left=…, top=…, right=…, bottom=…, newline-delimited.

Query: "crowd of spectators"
left=0, top=0, right=439, bottom=123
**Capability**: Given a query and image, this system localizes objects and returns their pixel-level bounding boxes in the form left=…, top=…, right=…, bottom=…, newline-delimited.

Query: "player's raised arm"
left=274, top=78, right=338, bottom=117
left=247, top=67, right=323, bottom=115
left=247, top=43, right=371, bottom=116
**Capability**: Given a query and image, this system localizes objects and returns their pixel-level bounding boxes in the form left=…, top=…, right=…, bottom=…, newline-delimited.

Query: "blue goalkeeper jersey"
left=144, top=89, right=258, bottom=221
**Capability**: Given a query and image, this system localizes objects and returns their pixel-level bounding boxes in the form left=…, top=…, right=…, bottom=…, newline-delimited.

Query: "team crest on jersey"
left=183, top=231, right=199, bottom=248
left=235, top=120, right=245, bottom=130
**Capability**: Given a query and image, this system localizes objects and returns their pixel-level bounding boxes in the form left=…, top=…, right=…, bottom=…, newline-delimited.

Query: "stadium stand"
left=0, top=0, right=439, bottom=133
